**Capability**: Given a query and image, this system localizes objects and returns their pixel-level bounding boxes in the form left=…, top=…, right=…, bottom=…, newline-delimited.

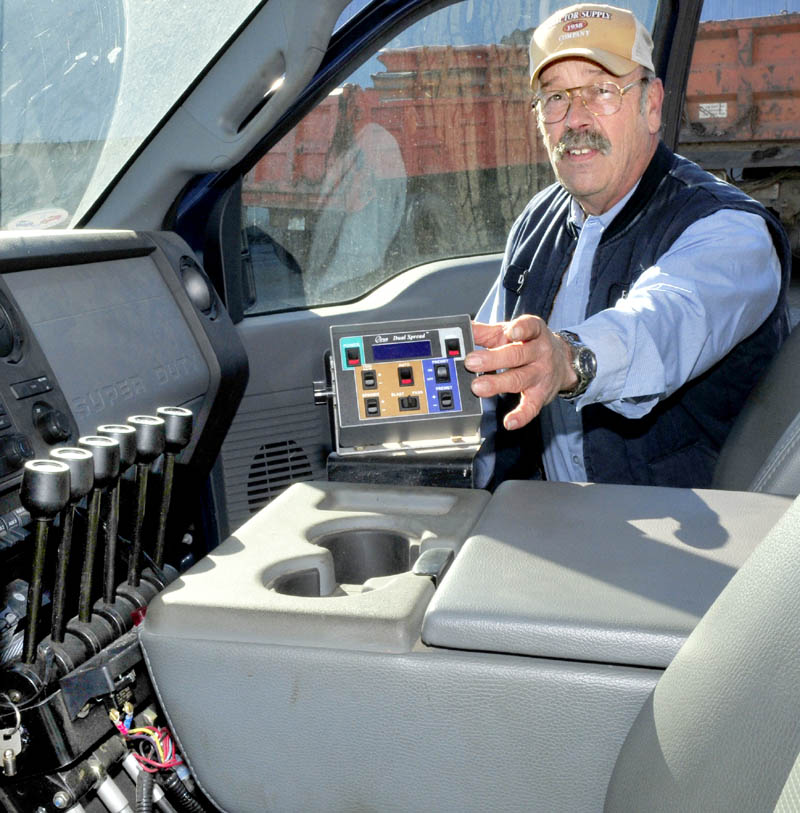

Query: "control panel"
left=330, top=315, right=482, bottom=450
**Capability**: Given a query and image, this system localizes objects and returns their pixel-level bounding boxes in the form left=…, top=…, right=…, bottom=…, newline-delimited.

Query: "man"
left=465, top=2, right=791, bottom=490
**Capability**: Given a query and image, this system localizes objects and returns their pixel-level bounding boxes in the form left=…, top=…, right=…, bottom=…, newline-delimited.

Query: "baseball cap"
left=529, top=4, right=654, bottom=88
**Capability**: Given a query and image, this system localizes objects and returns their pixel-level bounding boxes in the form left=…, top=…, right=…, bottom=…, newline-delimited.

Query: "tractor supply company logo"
left=559, top=9, right=610, bottom=40
left=561, top=9, right=612, bottom=21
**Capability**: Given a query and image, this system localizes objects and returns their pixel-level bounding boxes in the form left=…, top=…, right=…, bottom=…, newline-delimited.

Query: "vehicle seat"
left=712, top=324, right=800, bottom=495
left=605, top=492, right=800, bottom=812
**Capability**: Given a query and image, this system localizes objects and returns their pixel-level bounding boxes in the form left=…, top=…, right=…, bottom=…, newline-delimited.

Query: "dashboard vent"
left=247, top=439, right=313, bottom=513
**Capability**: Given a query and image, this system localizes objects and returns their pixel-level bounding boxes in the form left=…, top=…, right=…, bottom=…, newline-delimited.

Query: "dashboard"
left=0, top=229, right=248, bottom=559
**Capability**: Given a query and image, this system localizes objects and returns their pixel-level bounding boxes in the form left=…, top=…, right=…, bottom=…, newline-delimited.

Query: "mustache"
left=554, top=128, right=611, bottom=158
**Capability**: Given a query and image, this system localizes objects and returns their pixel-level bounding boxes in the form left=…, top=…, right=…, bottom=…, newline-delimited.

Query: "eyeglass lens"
left=540, top=82, right=624, bottom=123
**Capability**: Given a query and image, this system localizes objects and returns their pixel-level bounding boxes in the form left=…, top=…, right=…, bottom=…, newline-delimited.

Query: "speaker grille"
left=247, top=440, right=314, bottom=513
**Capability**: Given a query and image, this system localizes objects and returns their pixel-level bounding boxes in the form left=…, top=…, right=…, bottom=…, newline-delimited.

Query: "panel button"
left=10, top=382, right=33, bottom=399
left=365, top=397, right=380, bottom=417
left=345, top=347, right=361, bottom=367
left=399, top=396, right=419, bottom=411
left=11, top=376, right=52, bottom=399
left=434, top=363, right=450, bottom=382
left=444, top=338, right=461, bottom=357
left=439, top=390, right=454, bottom=410
left=29, top=376, right=52, bottom=394
left=0, top=416, right=11, bottom=431
left=398, top=366, right=414, bottom=386
left=362, top=370, right=377, bottom=389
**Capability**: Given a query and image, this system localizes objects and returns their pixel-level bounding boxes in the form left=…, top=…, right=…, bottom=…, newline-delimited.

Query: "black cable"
left=136, top=769, right=155, bottom=813
left=157, top=771, right=208, bottom=813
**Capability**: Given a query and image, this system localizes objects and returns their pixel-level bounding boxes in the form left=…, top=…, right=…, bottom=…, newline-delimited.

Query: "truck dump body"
left=681, top=13, right=800, bottom=165
left=680, top=13, right=800, bottom=262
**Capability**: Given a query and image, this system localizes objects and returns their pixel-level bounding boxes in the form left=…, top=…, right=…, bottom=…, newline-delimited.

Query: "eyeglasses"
left=532, top=78, right=649, bottom=124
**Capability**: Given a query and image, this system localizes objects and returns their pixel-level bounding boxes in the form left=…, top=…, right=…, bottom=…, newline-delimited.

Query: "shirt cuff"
left=564, top=319, right=663, bottom=416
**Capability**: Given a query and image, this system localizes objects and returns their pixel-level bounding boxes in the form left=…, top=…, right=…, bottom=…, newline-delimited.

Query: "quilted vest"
left=492, top=141, right=791, bottom=487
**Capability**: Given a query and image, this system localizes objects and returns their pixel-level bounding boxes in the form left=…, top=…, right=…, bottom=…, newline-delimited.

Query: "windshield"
left=0, top=0, right=264, bottom=230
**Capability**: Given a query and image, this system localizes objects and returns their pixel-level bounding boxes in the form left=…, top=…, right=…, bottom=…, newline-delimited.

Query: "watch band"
left=556, top=330, right=597, bottom=400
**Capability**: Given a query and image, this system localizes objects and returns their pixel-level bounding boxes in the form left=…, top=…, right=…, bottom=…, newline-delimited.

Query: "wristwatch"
left=556, top=330, right=597, bottom=400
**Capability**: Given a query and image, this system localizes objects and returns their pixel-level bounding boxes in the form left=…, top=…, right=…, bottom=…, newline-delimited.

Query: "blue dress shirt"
left=475, top=186, right=781, bottom=486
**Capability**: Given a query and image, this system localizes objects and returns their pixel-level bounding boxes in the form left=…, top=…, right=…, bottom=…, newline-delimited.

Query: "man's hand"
left=465, top=316, right=578, bottom=430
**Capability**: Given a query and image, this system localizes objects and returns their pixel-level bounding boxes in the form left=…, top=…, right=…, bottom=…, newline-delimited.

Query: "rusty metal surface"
left=681, top=13, right=800, bottom=147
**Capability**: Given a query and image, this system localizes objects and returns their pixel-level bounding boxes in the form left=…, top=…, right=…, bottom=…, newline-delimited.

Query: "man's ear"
left=646, top=77, right=665, bottom=134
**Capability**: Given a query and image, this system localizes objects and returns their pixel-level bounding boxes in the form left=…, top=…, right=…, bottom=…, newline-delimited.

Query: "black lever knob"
left=50, top=447, right=94, bottom=504
left=78, top=436, right=121, bottom=490
left=19, top=459, right=70, bottom=664
left=96, top=424, right=137, bottom=473
left=156, top=406, right=193, bottom=454
left=128, top=415, right=166, bottom=464
left=20, top=459, right=71, bottom=519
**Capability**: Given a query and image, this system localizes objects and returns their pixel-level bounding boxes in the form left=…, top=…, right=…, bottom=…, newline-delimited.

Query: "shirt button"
left=572, top=455, right=581, bottom=465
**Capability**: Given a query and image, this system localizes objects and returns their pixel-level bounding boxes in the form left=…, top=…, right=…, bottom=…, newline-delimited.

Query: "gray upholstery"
left=141, top=638, right=658, bottom=813
left=422, top=481, right=790, bottom=667
left=713, top=325, right=800, bottom=494
left=605, top=493, right=800, bottom=812
left=776, top=753, right=800, bottom=812
left=748, top=410, right=800, bottom=496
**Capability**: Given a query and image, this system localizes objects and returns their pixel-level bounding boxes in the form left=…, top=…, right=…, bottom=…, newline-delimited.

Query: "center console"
left=140, top=478, right=791, bottom=812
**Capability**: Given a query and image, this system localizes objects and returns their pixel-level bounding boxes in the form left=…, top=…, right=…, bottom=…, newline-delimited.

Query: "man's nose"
left=563, top=92, right=594, bottom=128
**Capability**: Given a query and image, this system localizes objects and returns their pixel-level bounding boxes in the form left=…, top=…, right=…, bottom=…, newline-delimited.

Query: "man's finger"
left=470, top=362, right=540, bottom=398
left=471, top=321, right=510, bottom=349
left=502, top=390, right=546, bottom=430
left=504, top=314, right=546, bottom=342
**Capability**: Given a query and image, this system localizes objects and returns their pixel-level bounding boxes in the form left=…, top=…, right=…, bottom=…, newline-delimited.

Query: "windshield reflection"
left=1, top=0, right=264, bottom=230
left=0, top=0, right=124, bottom=229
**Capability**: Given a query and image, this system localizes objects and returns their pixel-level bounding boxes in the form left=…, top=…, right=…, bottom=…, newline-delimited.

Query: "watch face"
left=577, top=346, right=597, bottom=380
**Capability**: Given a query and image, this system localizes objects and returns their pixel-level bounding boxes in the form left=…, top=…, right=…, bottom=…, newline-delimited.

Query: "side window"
left=678, top=1, right=800, bottom=275
left=241, top=1, right=555, bottom=314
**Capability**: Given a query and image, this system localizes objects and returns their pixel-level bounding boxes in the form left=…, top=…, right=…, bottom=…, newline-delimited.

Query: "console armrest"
left=422, top=481, right=791, bottom=667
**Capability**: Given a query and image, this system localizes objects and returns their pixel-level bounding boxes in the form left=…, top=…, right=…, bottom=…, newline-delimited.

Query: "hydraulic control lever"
left=96, top=424, right=136, bottom=605
left=153, top=406, right=193, bottom=570
left=126, top=415, right=165, bottom=588
left=47, top=447, right=94, bottom=644
left=18, top=459, right=70, bottom=665
left=68, top=436, right=120, bottom=658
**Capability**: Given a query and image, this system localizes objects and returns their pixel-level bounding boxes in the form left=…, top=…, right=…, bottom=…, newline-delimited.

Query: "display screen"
left=372, top=340, right=432, bottom=362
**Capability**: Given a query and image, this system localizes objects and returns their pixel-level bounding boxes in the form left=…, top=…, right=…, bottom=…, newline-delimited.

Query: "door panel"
left=221, top=254, right=499, bottom=528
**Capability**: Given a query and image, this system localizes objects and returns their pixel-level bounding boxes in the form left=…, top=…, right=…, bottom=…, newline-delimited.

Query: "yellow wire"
left=127, top=727, right=166, bottom=763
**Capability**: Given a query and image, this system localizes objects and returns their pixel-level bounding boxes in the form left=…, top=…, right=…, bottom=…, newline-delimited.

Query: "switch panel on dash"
left=329, top=314, right=481, bottom=450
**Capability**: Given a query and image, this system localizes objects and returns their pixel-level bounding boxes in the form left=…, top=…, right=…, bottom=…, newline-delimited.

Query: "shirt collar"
left=568, top=180, right=641, bottom=232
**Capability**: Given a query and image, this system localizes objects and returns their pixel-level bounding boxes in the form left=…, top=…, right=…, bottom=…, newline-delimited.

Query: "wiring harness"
left=109, top=703, right=208, bottom=813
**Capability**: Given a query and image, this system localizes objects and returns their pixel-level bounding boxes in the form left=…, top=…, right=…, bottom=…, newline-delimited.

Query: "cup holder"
left=271, top=569, right=321, bottom=597
left=315, top=530, right=413, bottom=585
